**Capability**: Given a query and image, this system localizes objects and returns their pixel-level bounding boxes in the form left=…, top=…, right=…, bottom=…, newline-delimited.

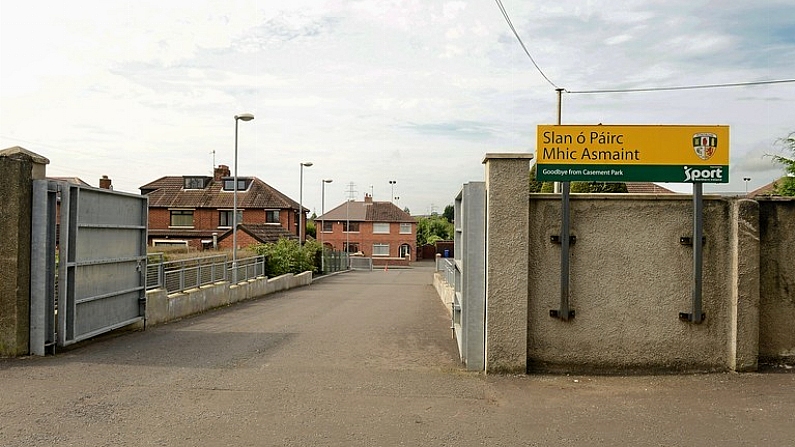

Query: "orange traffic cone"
left=384, top=263, right=388, bottom=272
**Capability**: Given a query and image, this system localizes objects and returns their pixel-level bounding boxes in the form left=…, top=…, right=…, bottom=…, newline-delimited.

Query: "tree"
left=530, top=162, right=627, bottom=194
left=529, top=164, right=545, bottom=193
left=442, top=204, right=454, bottom=222
left=771, top=131, right=795, bottom=196
left=570, top=182, right=628, bottom=193
left=416, top=216, right=454, bottom=246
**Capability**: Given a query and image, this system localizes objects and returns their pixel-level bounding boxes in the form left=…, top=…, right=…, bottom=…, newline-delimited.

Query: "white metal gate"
left=30, top=180, right=148, bottom=354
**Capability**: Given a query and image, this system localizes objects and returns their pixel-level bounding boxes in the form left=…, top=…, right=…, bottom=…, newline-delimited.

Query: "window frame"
left=343, top=221, right=360, bottom=233
left=222, top=178, right=249, bottom=191
left=372, top=223, right=390, bottom=234
left=372, top=243, right=390, bottom=257
left=265, top=209, right=280, bottom=224
left=183, top=176, right=208, bottom=190
left=169, top=209, right=195, bottom=228
left=218, top=209, right=243, bottom=228
left=399, top=223, right=412, bottom=234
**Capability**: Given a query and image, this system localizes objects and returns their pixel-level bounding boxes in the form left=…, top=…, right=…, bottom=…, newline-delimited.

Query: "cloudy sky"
left=2, top=0, right=793, bottom=214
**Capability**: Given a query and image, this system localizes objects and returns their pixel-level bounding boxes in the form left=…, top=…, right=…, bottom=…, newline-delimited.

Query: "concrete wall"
left=0, top=155, right=32, bottom=356
left=527, top=195, right=747, bottom=373
left=758, top=199, right=795, bottom=364
left=441, top=155, right=795, bottom=374
left=145, top=271, right=313, bottom=326
left=483, top=154, right=533, bottom=373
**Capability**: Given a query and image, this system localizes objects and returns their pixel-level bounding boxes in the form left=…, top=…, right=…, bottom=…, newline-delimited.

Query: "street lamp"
left=743, top=177, right=751, bottom=195
left=389, top=180, right=396, bottom=203
left=233, top=113, right=254, bottom=284
left=320, top=179, right=332, bottom=272
left=299, top=162, right=313, bottom=244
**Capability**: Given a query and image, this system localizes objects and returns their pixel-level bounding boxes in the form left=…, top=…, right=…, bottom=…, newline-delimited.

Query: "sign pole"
left=680, top=183, right=705, bottom=323
left=554, top=88, right=573, bottom=320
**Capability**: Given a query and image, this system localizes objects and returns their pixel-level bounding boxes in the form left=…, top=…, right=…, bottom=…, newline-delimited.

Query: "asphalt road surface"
left=1, top=262, right=793, bottom=446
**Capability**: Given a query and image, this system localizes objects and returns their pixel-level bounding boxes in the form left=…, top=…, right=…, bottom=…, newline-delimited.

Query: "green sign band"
left=536, top=164, right=729, bottom=183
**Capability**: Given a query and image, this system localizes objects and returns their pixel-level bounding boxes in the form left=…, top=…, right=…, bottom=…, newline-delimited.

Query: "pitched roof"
left=243, top=223, right=299, bottom=244
left=49, top=177, right=92, bottom=187
left=625, top=182, right=676, bottom=194
left=748, top=177, right=791, bottom=198
left=218, top=223, right=298, bottom=245
left=318, top=199, right=414, bottom=223
left=140, top=176, right=302, bottom=210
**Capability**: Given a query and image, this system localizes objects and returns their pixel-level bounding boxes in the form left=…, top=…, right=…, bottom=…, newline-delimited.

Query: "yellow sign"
left=536, top=125, right=729, bottom=166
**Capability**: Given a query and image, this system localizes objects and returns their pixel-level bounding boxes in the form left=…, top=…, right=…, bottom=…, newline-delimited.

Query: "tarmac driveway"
left=1, top=262, right=793, bottom=446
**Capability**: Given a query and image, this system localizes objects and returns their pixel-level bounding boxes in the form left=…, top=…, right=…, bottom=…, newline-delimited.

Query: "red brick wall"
left=319, top=221, right=416, bottom=261
left=147, top=206, right=298, bottom=249
left=217, top=229, right=259, bottom=250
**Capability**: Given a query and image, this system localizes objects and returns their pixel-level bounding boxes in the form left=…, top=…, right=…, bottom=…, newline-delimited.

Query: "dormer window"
left=222, top=177, right=251, bottom=191
left=183, top=176, right=210, bottom=190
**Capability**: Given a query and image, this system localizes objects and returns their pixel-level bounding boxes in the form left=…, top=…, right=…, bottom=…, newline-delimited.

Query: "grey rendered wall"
left=483, top=154, right=533, bottom=373
left=0, top=155, right=32, bottom=356
left=145, top=272, right=313, bottom=326
left=758, top=198, right=795, bottom=364
left=527, top=195, right=740, bottom=373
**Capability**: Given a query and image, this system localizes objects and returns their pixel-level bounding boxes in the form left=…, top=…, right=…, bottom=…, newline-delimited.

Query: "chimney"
left=214, top=164, right=230, bottom=181
left=364, top=193, right=373, bottom=204
left=99, top=175, right=113, bottom=190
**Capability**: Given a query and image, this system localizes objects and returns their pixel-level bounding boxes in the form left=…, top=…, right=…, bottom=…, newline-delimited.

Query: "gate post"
left=482, top=153, right=533, bottom=374
left=0, top=147, right=49, bottom=356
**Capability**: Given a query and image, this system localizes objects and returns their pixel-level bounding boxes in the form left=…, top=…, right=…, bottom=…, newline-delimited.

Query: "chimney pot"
left=214, top=164, right=231, bottom=181
left=99, top=175, right=113, bottom=190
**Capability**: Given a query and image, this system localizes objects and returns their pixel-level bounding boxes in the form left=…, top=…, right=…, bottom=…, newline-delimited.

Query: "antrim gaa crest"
left=692, top=132, right=717, bottom=160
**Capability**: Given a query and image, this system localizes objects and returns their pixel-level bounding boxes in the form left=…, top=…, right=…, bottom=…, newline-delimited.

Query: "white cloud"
left=1, top=0, right=794, bottom=213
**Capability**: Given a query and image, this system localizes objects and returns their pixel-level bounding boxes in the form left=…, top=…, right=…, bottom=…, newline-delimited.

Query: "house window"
left=222, top=178, right=249, bottom=191
left=322, top=221, right=333, bottom=232
left=373, top=223, right=390, bottom=234
left=343, top=221, right=360, bottom=232
left=373, top=243, right=390, bottom=256
left=183, top=176, right=209, bottom=189
left=265, top=210, right=280, bottom=224
left=219, top=210, right=243, bottom=227
left=400, top=223, right=412, bottom=234
left=170, top=209, right=194, bottom=227
left=344, top=242, right=360, bottom=253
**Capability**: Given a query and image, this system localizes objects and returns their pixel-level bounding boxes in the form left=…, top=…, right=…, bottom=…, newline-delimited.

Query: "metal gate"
left=30, top=180, right=148, bottom=355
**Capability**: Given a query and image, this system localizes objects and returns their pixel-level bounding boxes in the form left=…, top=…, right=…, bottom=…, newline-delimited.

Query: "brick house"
left=317, top=194, right=417, bottom=264
left=140, top=165, right=305, bottom=250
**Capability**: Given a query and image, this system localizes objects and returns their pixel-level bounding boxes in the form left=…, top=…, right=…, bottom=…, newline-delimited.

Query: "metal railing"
left=350, top=256, right=373, bottom=271
left=437, top=257, right=455, bottom=287
left=321, top=250, right=349, bottom=274
left=146, top=253, right=266, bottom=294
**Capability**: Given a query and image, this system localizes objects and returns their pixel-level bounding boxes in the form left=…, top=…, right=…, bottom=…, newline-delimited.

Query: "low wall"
left=145, top=272, right=313, bottom=326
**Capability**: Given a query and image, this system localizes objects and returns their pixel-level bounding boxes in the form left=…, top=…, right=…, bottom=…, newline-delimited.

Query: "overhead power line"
left=494, top=0, right=559, bottom=89
left=567, top=79, right=795, bottom=94
left=493, top=2, right=794, bottom=96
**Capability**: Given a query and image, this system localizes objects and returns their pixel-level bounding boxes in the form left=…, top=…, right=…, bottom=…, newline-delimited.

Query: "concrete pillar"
left=0, top=147, right=48, bottom=357
left=730, top=198, right=760, bottom=371
left=482, top=153, right=533, bottom=373
left=0, top=154, right=33, bottom=356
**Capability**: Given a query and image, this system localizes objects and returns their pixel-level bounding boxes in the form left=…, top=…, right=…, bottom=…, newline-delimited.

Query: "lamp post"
left=233, top=113, right=254, bottom=284
left=299, top=162, right=313, bottom=244
left=743, top=177, right=751, bottom=195
left=389, top=180, right=396, bottom=203
left=320, top=179, right=332, bottom=273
